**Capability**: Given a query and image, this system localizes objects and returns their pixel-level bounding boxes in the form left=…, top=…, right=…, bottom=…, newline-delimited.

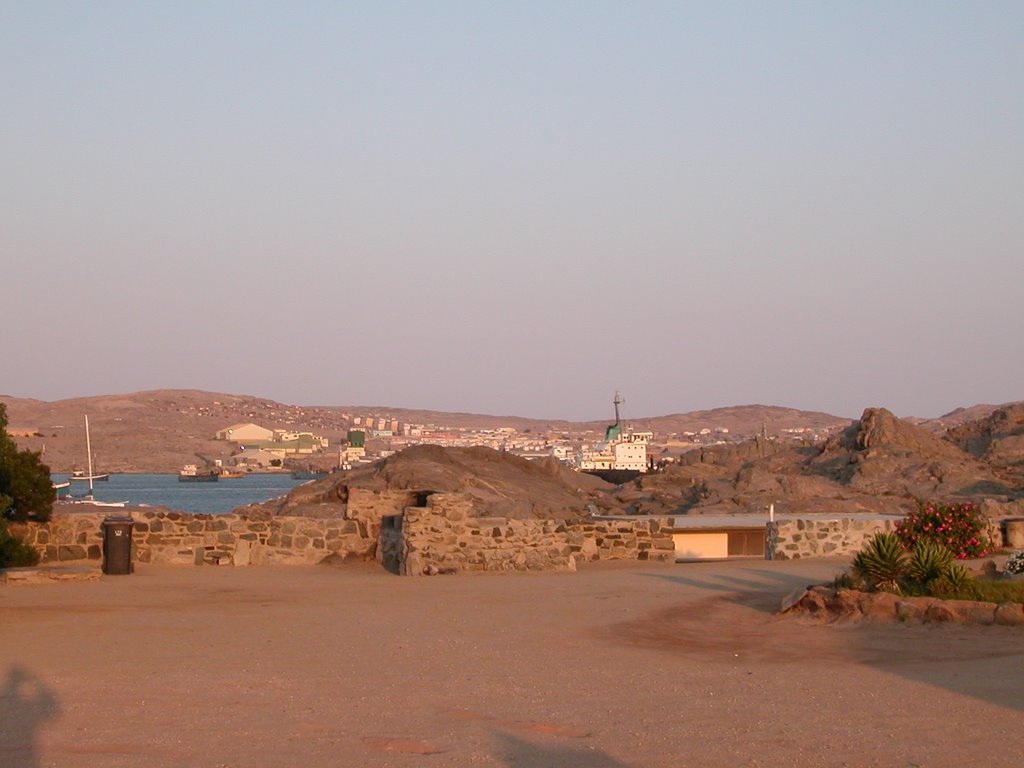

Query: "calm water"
left=51, top=473, right=307, bottom=514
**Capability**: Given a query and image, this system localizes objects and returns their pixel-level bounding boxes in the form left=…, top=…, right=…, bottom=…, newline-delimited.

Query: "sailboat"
left=69, top=416, right=109, bottom=482
left=66, top=415, right=127, bottom=508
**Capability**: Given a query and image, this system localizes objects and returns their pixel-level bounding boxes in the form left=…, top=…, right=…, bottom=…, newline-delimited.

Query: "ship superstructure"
left=575, top=393, right=651, bottom=473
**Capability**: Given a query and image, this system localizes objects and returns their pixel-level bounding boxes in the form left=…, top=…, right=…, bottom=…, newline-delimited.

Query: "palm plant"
left=852, top=532, right=908, bottom=593
left=906, top=540, right=954, bottom=585
left=932, top=563, right=975, bottom=595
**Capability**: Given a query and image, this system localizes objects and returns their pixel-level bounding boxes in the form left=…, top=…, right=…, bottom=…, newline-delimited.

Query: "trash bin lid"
left=103, top=515, right=135, bottom=525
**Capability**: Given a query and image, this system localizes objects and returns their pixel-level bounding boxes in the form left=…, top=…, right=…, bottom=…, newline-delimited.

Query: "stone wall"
left=767, top=517, right=898, bottom=560
left=393, top=494, right=675, bottom=576
left=767, top=515, right=1008, bottom=561
left=15, top=509, right=379, bottom=566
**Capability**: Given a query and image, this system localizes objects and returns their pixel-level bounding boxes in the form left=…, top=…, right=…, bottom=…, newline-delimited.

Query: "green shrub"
left=928, top=563, right=975, bottom=596
left=0, top=404, right=55, bottom=522
left=960, top=579, right=1024, bottom=604
left=852, top=532, right=908, bottom=592
left=0, top=518, right=40, bottom=568
left=895, top=500, right=989, bottom=559
left=906, top=540, right=954, bottom=585
left=832, top=570, right=863, bottom=590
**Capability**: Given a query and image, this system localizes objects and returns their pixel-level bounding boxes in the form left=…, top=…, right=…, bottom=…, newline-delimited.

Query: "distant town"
left=209, top=394, right=843, bottom=475
left=0, top=390, right=858, bottom=476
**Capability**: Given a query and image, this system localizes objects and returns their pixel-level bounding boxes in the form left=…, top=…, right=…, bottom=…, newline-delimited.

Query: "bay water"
left=51, top=473, right=306, bottom=514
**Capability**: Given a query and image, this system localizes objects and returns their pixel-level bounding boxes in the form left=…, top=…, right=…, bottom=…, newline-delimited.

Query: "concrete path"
left=1, top=558, right=1022, bottom=767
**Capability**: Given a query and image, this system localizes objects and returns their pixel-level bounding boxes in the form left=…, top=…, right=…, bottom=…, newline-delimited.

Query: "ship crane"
left=596, top=391, right=624, bottom=452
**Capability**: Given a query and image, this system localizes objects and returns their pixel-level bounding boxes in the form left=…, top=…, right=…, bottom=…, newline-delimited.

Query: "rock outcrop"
left=784, top=585, right=1024, bottom=626
left=249, top=445, right=612, bottom=521
left=618, top=407, right=1022, bottom=520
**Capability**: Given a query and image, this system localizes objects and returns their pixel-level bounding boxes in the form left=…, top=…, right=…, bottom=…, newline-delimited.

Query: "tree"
left=0, top=517, right=40, bottom=567
left=0, top=403, right=55, bottom=522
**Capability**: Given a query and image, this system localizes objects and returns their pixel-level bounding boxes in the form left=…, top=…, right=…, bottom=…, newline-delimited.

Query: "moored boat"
left=70, top=469, right=109, bottom=482
left=62, top=497, right=128, bottom=508
left=290, top=470, right=328, bottom=480
left=179, top=464, right=219, bottom=482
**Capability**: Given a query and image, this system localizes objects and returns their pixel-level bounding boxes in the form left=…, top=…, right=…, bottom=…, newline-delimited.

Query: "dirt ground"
left=1, top=558, right=1022, bottom=768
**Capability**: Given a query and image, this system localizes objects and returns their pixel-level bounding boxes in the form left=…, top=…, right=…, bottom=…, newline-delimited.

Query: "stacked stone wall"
left=15, top=509, right=379, bottom=566
left=768, top=515, right=1008, bottom=560
left=346, top=489, right=423, bottom=521
left=396, top=495, right=675, bottom=576
left=767, top=517, right=898, bottom=560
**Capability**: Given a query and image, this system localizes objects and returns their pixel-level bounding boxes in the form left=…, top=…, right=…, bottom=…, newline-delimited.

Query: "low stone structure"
left=767, top=515, right=1006, bottom=561
left=13, top=509, right=380, bottom=567
left=766, top=517, right=900, bottom=560
left=379, top=493, right=676, bottom=576
left=14, top=491, right=677, bottom=575
left=785, top=585, right=1024, bottom=626
left=16, top=504, right=1006, bottom=576
left=1004, top=518, right=1024, bottom=549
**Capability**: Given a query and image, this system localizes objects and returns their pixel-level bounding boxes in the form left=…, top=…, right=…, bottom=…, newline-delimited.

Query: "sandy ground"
left=1, top=558, right=1022, bottom=768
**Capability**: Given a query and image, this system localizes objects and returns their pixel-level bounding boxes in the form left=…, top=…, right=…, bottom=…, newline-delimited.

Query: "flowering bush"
left=895, top=500, right=989, bottom=559
left=1006, top=550, right=1024, bottom=575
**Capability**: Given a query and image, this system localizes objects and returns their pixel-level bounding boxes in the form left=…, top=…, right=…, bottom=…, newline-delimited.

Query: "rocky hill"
left=0, top=390, right=353, bottom=473
left=945, top=403, right=1024, bottom=485
left=249, top=445, right=612, bottom=520
left=248, top=406, right=1024, bottom=528
left=0, top=389, right=852, bottom=473
left=607, top=407, right=1024, bottom=520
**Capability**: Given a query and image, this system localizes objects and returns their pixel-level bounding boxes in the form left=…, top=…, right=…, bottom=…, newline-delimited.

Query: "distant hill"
left=608, top=405, right=850, bottom=437
left=2, top=388, right=1007, bottom=473
left=915, top=403, right=1013, bottom=432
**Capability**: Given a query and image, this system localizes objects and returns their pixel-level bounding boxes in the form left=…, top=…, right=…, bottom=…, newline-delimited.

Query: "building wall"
left=14, top=510, right=379, bottom=566
left=766, top=518, right=898, bottom=560
left=392, top=494, right=676, bottom=576
left=20, top=508, right=973, bottom=574
left=217, top=423, right=274, bottom=442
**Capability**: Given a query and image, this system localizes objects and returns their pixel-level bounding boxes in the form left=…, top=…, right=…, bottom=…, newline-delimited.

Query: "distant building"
left=216, top=423, right=275, bottom=442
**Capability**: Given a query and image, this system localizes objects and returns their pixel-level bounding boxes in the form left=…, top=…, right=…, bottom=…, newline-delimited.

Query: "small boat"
left=217, top=469, right=244, bottom=479
left=70, top=469, right=110, bottom=482
left=63, top=497, right=128, bottom=508
left=179, top=464, right=219, bottom=482
left=290, top=470, right=328, bottom=480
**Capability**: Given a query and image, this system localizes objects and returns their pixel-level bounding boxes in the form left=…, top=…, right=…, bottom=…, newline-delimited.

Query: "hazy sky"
left=3, top=2, right=1022, bottom=421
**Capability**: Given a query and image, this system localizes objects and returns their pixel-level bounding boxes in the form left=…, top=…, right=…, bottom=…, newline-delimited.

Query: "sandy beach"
left=2, top=558, right=1022, bottom=768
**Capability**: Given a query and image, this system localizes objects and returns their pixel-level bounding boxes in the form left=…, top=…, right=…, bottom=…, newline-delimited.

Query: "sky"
left=2, top=1, right=1022, bottom=421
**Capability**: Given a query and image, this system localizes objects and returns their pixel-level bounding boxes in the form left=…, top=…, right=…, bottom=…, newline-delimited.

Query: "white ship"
left=575, top=393, right=652, bottom=473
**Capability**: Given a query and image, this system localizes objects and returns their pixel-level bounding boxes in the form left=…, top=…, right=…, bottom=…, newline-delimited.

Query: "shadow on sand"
left=492, top=730, right=632, bottom=768
left=0, top=665, right=60, bottom=768
left=641, top=565, right=833, bottom=613
left=626, top=563, right=1024, bottom=712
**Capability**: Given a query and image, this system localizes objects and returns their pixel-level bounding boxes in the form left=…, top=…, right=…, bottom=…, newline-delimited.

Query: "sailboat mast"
left=85, top=415, right=94, bottom=496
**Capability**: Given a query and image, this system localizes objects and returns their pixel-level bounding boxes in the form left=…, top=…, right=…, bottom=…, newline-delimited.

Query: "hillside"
left=615, top=407, right=1024, bottom=520
left=1, top=390, right=854, bottom=473
left=2, top=389, right=1017, bottom=477
left=251, top=445, right=613, bottom=520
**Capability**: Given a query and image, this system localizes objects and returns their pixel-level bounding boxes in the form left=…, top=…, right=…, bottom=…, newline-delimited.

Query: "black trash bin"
left=102, top=516, right=135, bottom=575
